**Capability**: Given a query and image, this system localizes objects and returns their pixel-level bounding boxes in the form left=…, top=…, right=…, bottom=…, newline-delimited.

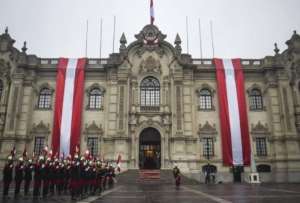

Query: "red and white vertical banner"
left=150, top=0, right=155, bottom=25
left=214, top=58, right=251, bottom=166
left=52, top=58, right=86, bottom=156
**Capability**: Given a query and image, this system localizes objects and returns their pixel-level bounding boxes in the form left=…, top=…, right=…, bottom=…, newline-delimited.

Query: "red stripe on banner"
left=232, top=59, right=251, bottom=166
left=214, top=58, right=233, bottom=166
left=52, top=58, right=68, bottom=155
left=69, top=58, right=86, bottom=155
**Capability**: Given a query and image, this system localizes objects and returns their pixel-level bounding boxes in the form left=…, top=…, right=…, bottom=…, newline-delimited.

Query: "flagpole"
left=112, top=16, right=116, bottom=53
left=198, top=18, right=203, bottom=59
left=150, top=0, right=154, bottom=25
left=210, top=20, right=215, bottom=58
left=186, top=16, right=189, bottom=54
left=85, top=20, right=89, bottom=58
left=99, top=18, right=103, bottom=59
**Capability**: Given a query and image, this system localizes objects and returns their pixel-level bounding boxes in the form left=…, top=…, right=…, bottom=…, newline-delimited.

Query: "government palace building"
left=1, top=24, right=300, bottom=183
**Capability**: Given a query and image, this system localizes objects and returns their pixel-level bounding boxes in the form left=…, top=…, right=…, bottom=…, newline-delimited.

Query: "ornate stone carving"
left=251, top=121, right=270, bottom=138
left=0, top=59, right=11, bottom=82
left=34, top=82, right=54, bottom=95
left=0, top=27, right=15, bottom=53
left=246, top=83, right=266, bottom=95
left=195, top=83, right=215, bottom=95
left=31, top=121, right=50, bottom=134
left=134, top=25, right=166, bottom=57
left=85, top=83, right=106, bottom=94
left=139, top=56, right=161, bottom=74
left=197, top=121, right=217, bottom=137
left=135, top=25, right=166, bottom=45
left=84, top=121, right=104, bottom=135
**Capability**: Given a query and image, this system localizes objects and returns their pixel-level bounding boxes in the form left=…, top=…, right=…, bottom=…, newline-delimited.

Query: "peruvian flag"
left=214, top=59, right=251, bottom=166
left=150, top=0, right=155, bottom=25
left=52, top=58, right=86, bottom=156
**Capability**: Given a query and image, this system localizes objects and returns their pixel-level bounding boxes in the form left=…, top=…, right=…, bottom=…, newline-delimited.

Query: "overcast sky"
left=1, top=0, right=299, bottom=59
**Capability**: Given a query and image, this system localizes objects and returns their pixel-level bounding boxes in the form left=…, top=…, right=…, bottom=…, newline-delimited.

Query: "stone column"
left=265, top=70, right=288, bottom=182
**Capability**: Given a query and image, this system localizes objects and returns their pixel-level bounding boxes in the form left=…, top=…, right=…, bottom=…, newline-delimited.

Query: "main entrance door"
left=139, top=128, right=161, bottom=169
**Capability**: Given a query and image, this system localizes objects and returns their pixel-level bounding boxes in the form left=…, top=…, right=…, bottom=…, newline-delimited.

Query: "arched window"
left=89, top=88, right=103, bottom=109
left=140, top=76, right=160, bottom=110
left=38, top=88, right=52, bottom=109
left=250, top=89, right=263, bottom=110
left=0, top=80, right=3, bottom=101
left=199, top=89, right=212, bottom=110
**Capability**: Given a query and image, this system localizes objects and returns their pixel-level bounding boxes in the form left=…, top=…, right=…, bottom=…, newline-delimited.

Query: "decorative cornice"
left=83, top=121, right=104, bottom=135
left=85, top=83, right=106, bottom=94
left=30, top=121, right=50, bottom=134
left=251, top=121, right=270, bottom=136
left=198, top=121, right=217, bottom=137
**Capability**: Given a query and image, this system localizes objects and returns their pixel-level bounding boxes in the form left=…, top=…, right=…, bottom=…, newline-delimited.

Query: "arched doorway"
left=139, top=128, right=161, bottom=169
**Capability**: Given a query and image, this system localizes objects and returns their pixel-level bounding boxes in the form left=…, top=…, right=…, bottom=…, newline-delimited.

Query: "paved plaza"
left=2, top=170, right=300, bottom=203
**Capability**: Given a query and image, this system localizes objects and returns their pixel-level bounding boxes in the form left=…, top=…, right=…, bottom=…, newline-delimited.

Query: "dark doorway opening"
left=232, top=166, right=244, bottom=183
left=139, top=128, right=161, bottom=169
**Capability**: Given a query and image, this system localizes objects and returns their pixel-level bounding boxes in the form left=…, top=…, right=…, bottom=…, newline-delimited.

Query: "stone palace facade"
left=1, top=24, right=300, bottom=183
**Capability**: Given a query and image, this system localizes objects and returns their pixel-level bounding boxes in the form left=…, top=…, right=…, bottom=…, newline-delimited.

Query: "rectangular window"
left=87, top=137, right=98, bottom=157
left=202, top=138, right=214, bottom=158
left=256, top=137, right=267, bottom=156
left=34, top=137, right=45, bottom=155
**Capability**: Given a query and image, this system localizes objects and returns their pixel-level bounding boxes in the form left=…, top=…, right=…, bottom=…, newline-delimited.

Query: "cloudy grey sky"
left=0, top=0, right=299, bottom=59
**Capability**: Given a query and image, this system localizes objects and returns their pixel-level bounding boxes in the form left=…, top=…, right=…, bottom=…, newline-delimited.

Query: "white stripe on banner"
left=222, top=59, right=243, bottom=165
left=60, top=59, right=77, bottom=155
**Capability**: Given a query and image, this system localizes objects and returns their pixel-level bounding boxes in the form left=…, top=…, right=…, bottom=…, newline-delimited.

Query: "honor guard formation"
left=2, top=146, right=119, bottom=201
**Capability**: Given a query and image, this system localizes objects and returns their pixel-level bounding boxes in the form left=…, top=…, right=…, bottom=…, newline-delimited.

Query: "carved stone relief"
left=251, top=121, right=270, bottom=139
left=139, top=56, right=161, bottom=74
left=197, top=121, right=217, bottom=139
left=83, top=121, right=104, bottom=140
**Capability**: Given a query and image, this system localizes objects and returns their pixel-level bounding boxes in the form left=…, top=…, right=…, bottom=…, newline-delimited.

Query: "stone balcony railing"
left=192, top=58, right=263, bottom=66
left=39, top=58, right=109, bottom=66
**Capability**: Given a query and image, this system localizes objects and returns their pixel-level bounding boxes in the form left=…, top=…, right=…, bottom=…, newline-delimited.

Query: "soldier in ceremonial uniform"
left=63, top=158, right=71, bottom=194
left=49, top=159, right=55, bottom=195
left=102, top=163, right=109, bottom=190
left=57, top=161, right=65, bottom=195
left=24, top=159, right=34, bottom=196
left=96, top=161, right=103, bottom=194
left=2, top=155, right=14, bottom=199
left=14, top=157, right=25, bottom=197
left=173, top=165, right=181, bottom=188
left=70, top=154, right=80, bottom=200
left=33, top=156, right=44, bottom=198
left=108, top=165, right=116, bottom=189
left=41, top=157, right=50, bottom=198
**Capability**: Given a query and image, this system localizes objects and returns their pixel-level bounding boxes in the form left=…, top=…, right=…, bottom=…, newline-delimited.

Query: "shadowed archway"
left=139, top=127, right=161, bottom=169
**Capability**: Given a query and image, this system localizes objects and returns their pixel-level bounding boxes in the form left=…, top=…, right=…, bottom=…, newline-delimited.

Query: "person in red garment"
left=2, top=155, right=14, bottom=199
left=14, top=157, right=25, bottom=197
left=173, top=165, right=181, bottom=188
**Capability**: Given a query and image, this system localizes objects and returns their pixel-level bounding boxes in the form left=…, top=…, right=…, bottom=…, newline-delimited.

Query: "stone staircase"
left=117, top=169, right=199, bottom=185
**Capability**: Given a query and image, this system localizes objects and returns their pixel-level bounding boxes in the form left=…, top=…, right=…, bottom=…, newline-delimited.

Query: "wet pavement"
left=94, top=170, right=300, bottom=203
left=2, top=170, right=300, bottom=203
